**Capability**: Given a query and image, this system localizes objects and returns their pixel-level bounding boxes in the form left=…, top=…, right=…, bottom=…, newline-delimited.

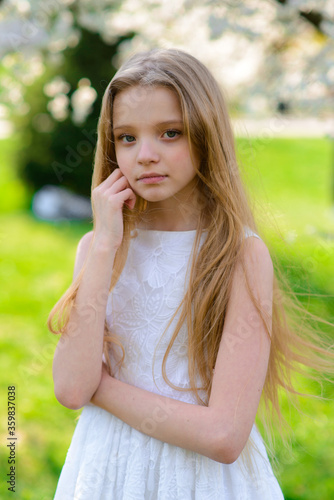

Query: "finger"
left=106, top=174, right=131, bottom=195
left=124, top=192, right=136, bottom=210
left=116, top=188, right=136, bottom=210
left=96, top=168, right=123, bottom=191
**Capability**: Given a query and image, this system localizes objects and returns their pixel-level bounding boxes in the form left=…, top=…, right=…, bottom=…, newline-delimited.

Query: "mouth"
left=138, top=172, right=166, bottom=179
left=138, top=174, right=167, bottom=184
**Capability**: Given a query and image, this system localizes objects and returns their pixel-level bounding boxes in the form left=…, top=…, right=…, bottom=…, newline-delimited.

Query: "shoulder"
left=77, top=230, right=94, bottom=252
left=243, top=227, right=272, bottom=264
left=238, top=232, right=274, bottom=294
left=244, top=231, right=272, bottom=260
left=227, top=227, right=274, bottom=298
left=73, top=230, right=94, bottom=280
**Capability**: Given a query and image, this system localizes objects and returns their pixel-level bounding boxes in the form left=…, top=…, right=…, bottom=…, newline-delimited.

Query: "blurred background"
left=0, top=0, right=333, bottom=498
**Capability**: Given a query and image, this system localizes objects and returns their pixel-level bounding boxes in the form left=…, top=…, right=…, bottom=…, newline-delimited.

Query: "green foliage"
left=13, top=28, right=134, bottom=200
left=0, top=136, right=333, bottom=498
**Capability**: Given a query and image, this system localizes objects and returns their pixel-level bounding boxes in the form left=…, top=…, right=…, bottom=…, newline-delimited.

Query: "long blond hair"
left=48, top=48, right=334, bottom=462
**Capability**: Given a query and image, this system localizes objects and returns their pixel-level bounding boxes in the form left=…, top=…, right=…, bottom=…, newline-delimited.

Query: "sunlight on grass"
left=237, top=136, right=334, bottom=236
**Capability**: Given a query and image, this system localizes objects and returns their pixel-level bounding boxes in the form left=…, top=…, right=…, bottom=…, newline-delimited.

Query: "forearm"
left=91, top=375, right=225, bottom=462
left=53, top=237, right=117, bottom=408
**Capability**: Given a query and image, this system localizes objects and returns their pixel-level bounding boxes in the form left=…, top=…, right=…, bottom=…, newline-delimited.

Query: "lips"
left=138, top=172, right=166, bottom=180
left=138, top=174, right=167, bottom=184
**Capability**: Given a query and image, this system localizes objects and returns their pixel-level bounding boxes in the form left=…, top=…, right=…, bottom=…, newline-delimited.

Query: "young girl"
left=49, top=48, right=334, bottom=499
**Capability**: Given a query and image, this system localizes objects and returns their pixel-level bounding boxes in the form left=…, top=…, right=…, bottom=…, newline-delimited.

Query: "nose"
left=137, top=138, right=159, bottom=165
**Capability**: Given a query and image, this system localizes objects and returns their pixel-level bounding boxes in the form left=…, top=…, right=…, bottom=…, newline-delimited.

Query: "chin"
left=137, top=190, right=170, bottom=203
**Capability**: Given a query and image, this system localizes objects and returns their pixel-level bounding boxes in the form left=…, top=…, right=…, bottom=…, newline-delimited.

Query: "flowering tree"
left=0, top=0, right=332, bottom=117
left=0, top=1, right=134, bottom=195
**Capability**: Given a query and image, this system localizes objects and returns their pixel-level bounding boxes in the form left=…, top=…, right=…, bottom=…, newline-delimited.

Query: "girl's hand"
left=91, top=168, right=136, bottom=250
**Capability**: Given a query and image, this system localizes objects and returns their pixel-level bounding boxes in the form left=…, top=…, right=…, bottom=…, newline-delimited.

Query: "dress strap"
left=244, top=227, right=262, bottom=240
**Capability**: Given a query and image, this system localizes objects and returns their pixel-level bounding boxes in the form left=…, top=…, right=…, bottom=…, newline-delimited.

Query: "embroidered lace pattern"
left=53, top=227, right=284, bottom=499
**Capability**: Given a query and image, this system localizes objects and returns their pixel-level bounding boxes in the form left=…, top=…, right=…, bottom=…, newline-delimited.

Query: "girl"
left=49, top=48, right=334, bottom=499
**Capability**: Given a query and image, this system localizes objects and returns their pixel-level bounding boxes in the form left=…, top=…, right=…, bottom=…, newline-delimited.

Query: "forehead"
left=112, top=85, right=182, bottom=124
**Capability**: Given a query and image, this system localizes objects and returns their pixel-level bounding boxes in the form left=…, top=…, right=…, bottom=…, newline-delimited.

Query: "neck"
left=137, top=178, right=210, bottom=231
left=138, top=195, right=206, bottom=232
left=137, top=214, right=198, bottom=232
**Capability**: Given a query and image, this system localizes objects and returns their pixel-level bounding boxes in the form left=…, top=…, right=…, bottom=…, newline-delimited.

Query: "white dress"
left=53, top=227, right=284, bottom=500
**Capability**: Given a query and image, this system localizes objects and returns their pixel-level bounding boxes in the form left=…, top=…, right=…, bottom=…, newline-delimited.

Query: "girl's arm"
left=52, top=168, right=136, bottom=410
left=91, top=236, right=273, bottom=464
left=53, top=231, right=117, bottom=410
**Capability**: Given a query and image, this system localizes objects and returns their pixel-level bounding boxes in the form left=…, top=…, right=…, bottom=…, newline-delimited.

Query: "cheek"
left=115, top=148, right=129, bottom=171
left=172, top=148, right=198, bottom=176
left=115, top=151, right=138, bottom=188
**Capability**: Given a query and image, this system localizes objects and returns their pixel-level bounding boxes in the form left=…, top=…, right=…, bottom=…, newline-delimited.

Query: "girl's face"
left=112, top=85, right=200, bottom=214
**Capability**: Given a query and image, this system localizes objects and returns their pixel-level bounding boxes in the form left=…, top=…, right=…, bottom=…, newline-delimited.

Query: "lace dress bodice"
left=105, top=228, right=208, bottom=405
left=53, top=227, right=284, bottom=500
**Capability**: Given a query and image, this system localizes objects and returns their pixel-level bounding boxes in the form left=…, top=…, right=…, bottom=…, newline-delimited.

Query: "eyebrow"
left=112, top=119, right=184, bottom=131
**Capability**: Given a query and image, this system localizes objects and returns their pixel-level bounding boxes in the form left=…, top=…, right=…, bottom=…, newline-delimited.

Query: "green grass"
left=0, top=135, right=32, bottom=214
left=0, top=213, right=91, bottom=499
left=0, top=134, right=333, bottom=499
left=237, top=136, right=334, bottom=234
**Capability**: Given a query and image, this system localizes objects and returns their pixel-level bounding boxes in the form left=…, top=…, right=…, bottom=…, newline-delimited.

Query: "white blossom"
left=0, top=0, right=333, bottom=116
left=71, top=80, right=97, bottom=125
left=43, top=76, right=71, bottom=98
left=47, top=93, right=70, bottom=121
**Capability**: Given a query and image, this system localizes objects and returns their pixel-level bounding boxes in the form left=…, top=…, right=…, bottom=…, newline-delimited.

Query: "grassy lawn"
left=0, top=134, right=333, bottom=499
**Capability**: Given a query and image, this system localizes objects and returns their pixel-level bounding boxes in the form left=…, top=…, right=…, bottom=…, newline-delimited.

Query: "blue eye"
left=163, top=130, right=180, bottom=139
left=120, top=134, right=135, bottom=143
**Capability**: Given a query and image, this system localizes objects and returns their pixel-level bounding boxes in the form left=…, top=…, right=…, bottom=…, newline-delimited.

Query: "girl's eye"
left=119, top=134, right=135, bottom=144
left=163, top=130, right=180, bottom=139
